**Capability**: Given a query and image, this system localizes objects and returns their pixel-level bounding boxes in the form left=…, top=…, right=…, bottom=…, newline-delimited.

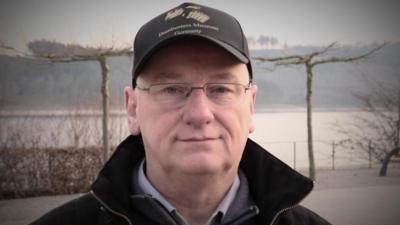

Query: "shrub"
left=0, top=146, right=102, bottom=199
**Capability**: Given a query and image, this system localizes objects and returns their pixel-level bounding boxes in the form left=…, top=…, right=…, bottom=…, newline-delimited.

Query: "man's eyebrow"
left=210, top=73, right=240, bottom=82
left=148, top=72, right=184, bottom=83
left=144, top=72, right=243, bottom=83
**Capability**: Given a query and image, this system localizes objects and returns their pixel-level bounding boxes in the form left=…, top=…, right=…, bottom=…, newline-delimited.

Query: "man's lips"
left=178, top=137, right=220, bottom=142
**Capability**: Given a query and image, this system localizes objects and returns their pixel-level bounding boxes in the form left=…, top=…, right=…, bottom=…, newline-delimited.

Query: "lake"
left=250, top=109, right=372, bottom=169
left=0, top=109, right=374, bottom=170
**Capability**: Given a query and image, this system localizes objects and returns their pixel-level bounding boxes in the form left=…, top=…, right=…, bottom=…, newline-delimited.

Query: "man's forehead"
left=139, top=71, right=244, bottom=83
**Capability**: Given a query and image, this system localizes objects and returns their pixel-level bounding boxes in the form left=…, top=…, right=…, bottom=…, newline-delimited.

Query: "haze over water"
left=0, top=110, right=371, bottom=170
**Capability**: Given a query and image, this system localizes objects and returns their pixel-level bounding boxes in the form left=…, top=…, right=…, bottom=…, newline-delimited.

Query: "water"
left=0, top=110, right=373, bottom=169
left=0, top=111, right=129, bottom=149
left=250, top=110, right=371, bottom=169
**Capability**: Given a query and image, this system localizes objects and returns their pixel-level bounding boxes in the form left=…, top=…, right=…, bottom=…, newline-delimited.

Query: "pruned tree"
left=1, top=40, right=133, bottom=163
left=334, top=78, right=400, bottom=176
left=253, top=42, right=385, bottom=180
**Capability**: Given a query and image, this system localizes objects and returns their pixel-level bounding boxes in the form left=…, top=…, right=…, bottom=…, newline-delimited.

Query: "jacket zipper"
left=268, top=181, right=314, bottom=225
left=90, top=190, right=133, bottom=225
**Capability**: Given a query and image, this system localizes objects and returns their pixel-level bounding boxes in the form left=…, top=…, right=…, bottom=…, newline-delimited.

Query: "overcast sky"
left=1, top=0, right=399, bottom=51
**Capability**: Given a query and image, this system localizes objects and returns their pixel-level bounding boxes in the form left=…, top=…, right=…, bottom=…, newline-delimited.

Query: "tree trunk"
left=379, top=147, right=400, bottom=176
left=381, top=91, right=400, bottom=176
left=99, top=56, right=110, bottom=164
left=306, top=64, right=316, bottom=180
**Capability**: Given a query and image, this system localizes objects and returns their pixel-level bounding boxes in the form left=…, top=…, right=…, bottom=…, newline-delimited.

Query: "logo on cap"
left=165, top=5, right=210, bottom=23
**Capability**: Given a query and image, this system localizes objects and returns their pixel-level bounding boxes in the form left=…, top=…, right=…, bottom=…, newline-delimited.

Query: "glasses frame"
left=135, top=82, right=252, bottom=106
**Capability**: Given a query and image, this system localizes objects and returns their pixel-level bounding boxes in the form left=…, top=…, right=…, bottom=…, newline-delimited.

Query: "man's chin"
left=178, top=159, right=230, bottom=176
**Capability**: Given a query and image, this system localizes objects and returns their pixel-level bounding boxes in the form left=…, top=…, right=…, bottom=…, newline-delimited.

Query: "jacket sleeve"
left=28, top=194, right=105, bottom=225
left=275, top=205, right=332, bottom=225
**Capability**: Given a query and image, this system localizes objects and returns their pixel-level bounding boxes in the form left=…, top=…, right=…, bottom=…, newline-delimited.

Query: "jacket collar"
left=91, top=135, right=313, bottom=223
left=240, top=139, right=313, bottom=224
left=91, top=135, right=145, bottom=215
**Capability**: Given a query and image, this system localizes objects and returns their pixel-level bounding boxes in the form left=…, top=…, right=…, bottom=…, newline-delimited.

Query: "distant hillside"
left=252, top=43, right=400, bottom=109
left=0, top=55, right=132, bottom=110
left=0, top=43, right=399, bottom=111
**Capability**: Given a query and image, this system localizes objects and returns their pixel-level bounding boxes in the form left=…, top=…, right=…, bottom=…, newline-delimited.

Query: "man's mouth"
left=178, top=136, right=220, bottom=142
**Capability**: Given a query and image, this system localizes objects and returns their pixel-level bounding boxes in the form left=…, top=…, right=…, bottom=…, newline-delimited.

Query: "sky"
left=1, top=0, right=400, bottom=52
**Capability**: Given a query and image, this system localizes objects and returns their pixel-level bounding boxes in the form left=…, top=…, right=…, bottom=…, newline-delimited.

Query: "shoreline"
left=0, top=107, right=367, bottom=117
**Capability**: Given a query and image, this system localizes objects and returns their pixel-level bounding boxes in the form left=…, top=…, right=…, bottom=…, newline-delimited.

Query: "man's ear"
left=249, top=84, right=257, bottom=134
left=124, top=86, right=141, bottom=135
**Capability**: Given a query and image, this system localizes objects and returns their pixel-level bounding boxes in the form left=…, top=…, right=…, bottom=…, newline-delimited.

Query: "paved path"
left=303, top=185, right=400, bottom=225
left=0, top=194, right=80, bottom=225
left=1, top=167, right=399, bottom=225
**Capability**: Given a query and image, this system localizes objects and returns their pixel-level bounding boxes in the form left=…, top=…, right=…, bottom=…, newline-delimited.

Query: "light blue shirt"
left=138, top=160, right=240, bottom=225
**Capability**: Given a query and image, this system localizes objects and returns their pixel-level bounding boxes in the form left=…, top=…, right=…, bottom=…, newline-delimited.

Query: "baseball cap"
left=132, top=2, right=252, bottom=86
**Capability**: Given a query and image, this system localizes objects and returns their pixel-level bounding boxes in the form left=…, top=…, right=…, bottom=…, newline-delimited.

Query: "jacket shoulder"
left=275, top=205, right=331, bottom=225
left=29, top=193, right=104, bottom=225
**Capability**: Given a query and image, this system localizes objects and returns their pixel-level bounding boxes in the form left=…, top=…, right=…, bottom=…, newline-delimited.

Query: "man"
left=31, top=2, right=330, bottom=225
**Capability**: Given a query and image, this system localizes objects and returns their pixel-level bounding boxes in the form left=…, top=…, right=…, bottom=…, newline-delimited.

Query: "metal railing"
left=255, top=140, right=377, bottom=170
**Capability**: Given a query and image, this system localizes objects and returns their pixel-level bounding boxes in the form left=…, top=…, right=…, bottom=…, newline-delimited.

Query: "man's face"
left=125, top=40, right=257, bottom=177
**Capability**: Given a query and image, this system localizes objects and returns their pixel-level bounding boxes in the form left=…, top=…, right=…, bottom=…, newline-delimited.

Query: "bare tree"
left=334, top=78, right=400, bottom=176
left=1, top=40, right=133, bottom=163
left=253, top=42, right=385, bottom=180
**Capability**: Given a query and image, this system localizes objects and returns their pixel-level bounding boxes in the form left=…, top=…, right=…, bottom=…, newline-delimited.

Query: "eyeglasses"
left=136, top=83, right=251, bottom=107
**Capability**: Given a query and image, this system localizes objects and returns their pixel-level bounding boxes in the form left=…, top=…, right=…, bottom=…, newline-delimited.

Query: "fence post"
left=332, top=140, right=335, bottom=170
left=293, top=141, right=296, bottom=170
left=368, top=140, right=372, bottom=168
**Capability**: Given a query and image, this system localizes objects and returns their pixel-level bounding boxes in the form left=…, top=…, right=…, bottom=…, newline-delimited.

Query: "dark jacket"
left=30, top=135, right=331, bottom=225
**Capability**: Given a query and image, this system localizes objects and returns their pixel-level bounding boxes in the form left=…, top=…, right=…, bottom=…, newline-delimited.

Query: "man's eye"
left=209, top=85, right=234, bottom=94
left=162, top=85, right=186, bottom=95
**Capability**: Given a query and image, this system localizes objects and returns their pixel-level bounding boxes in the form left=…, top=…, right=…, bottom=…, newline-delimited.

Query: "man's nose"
left=182, top=89, right=214, bottom=127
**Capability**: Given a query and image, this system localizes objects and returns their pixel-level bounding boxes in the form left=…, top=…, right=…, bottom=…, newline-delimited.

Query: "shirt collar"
left=137, top=160, right=240, bottom=224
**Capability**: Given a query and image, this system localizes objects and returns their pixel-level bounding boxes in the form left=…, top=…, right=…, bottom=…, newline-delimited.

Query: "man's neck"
left=146, top=165, right=237, bottom=225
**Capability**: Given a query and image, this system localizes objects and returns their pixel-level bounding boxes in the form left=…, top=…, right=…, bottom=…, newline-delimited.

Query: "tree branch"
left=1, top=40, right=133, bottom=63
left=253, top=55, right=303, bottom=62
left=252, top=42, right=340, bottom=68
left=311, top=43, right=386, bottom=67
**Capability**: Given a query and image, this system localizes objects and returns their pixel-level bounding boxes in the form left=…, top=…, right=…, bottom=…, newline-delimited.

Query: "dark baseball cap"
left=132, top=2, right=252, bottom=86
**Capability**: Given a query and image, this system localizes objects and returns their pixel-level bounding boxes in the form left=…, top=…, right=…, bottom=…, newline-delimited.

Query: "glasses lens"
left=206, top=84, right=243, bottom=105
left=150, top=84, right=189, bottom=105
left=148, top=83, right=247, bottom=107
